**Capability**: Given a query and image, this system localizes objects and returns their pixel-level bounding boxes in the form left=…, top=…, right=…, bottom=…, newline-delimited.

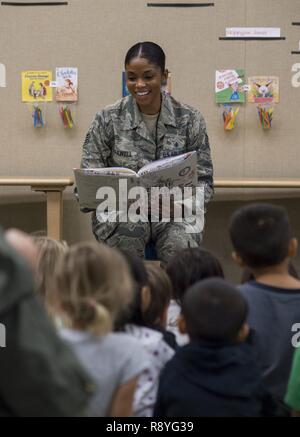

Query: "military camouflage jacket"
left=81, top=93, right=214, bottom=203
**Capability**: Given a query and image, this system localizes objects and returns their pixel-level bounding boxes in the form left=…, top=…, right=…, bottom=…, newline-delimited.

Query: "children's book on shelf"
left=22, top=71, right=53, bottom=102
left=248, top=76, right=279, bottom=103
left=74, top=151, right=197, bottom=210
left=56, top=67, right=78, bottom=102
left=215, top=69, right=246, bottom=104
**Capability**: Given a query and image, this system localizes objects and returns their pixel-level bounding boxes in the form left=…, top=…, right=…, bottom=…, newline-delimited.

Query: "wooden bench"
left=215, top=179, right=300, bottom=189
left=1, top=178, right=300, bottom=242
left=0, top=178, right=74, bottom=240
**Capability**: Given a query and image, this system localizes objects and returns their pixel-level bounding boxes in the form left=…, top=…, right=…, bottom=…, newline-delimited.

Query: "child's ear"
left=236, top=323, right=249, bottom=343
left=141, top=286, right=151, bottom=314
left=178, top=314, right=187, bottom=334
left=232, top=251, right=245, bottom=267
left=288, top=238, right=298, bottom=258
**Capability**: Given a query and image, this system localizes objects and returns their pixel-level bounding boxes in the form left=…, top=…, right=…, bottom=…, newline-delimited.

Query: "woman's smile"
left=125, top=57, right=166, bottom=114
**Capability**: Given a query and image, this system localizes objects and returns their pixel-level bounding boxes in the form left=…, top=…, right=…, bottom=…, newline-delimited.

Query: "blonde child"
left=52, top=242, right=149, bottom=417
left=33, top=236, right=68, bottom=304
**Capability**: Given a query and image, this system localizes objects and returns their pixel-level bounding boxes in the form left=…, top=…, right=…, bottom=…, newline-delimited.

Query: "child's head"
left=33, top=237, right=68, bottom=303
left=53, top=242, right=133, bottom=336
left=119, top=250, right=150, bottom=327
left=144, top=263, right=172, bottom=328
left=166, top=247, right=224, bottom=305
left=5, top=228, right=38, bottom=272
left=181, top=278, right=249, bottom=344
left=229, top=203, right=296, bottom=269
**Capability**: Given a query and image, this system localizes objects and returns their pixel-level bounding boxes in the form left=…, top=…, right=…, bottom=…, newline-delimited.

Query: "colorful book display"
left=22, top=71, right=53, bottom=103
left=248, top=76, right=279, bottom=129
left=257, top=104, right=274, bottom=129
left=248, top=76, right=279, bottom=103
left=55, top=68, right=78, bottom=128
left=55, top=68, right=78, bottom=102
left=59, top=104, right=75, bottom=129
left=222, top=104, right=240, bottom=130
left=32, top=104, right=45, bottom=128
left=215, top=70, right=246, bottom=104
left=216, top=71, right=279, bottom=130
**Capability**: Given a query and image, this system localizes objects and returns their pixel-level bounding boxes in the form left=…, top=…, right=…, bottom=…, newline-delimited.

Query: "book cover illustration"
left=215, top=70, right=246, bottom=104
left=22, top=71, right=53, bottom=102
left=248, top=76, right=279, bottom=103
left=56, top=68, right=78, bottom=102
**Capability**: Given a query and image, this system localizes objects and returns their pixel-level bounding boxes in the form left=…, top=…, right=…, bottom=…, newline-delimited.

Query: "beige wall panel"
left=1, top=0, right=298, bottom=180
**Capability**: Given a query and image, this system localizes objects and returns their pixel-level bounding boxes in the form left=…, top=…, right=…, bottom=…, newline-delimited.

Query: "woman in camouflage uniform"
left=81, top=42, right=213, bottom=264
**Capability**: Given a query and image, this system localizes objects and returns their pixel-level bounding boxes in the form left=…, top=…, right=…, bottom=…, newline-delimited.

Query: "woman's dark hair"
left=125, top=41, right=166, bottom=72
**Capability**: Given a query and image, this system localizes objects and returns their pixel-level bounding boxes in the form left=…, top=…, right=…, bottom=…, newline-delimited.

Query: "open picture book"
left=74, top=151, right=197, bottom=210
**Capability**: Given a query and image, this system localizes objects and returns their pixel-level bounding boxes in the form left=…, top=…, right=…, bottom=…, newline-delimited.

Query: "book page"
left=138, top=151, right=198, bottom=189
left=138, top=151, right=195, bottom=176
left=74, top=168, right=138, bottom=210
left=77, top=167, right=137, bottom=176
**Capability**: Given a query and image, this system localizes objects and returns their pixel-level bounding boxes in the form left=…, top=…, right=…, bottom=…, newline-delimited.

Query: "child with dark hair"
left=144, top=263, right=177, bottom=350
left=154, top=278, right=276, bottom=417
left=121, top=251, right=175, bottom=417
left=119, top=250, right=149, bottom=327
left=166, top=247, right=224, bottom=345
left=229, top=202, right=300, bottom=402
left=167, top=247, right=225, bottom=304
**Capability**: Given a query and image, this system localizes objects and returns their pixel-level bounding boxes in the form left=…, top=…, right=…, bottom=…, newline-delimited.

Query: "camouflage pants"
left=92, top=214, right=202, bottom=264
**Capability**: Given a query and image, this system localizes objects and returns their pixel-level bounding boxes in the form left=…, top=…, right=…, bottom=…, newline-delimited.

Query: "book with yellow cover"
left=21, top=71, right=53, bottom=102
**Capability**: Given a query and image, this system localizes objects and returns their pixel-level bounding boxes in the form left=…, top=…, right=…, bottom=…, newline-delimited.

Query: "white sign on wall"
left=226, top=27, right=281, bottom=38
left=0, top=63, right=6, bottom=87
